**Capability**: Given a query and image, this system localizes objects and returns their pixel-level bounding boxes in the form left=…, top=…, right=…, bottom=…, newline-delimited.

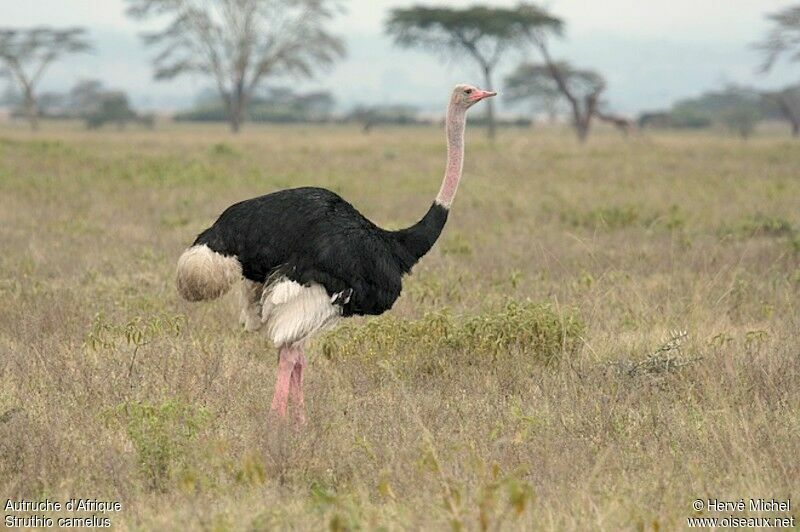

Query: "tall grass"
left=0, top=123, right=797, bottom=529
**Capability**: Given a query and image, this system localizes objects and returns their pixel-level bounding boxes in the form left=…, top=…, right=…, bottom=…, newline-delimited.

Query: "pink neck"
left=435, top=104, right=466, bottom=209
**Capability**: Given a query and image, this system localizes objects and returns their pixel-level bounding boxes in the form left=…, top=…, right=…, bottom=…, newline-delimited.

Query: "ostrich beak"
left=470, top=89, right=497, bottom=102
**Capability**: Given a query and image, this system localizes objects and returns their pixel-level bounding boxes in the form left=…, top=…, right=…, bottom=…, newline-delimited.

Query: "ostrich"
left=176, top=84, right=496, bottom=422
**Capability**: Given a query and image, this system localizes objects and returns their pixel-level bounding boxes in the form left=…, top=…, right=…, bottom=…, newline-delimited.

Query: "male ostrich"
left=176, top=84, right=496, bottom=422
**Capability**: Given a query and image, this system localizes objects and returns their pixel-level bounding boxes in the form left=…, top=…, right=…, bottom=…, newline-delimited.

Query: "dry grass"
left=0, top=121, right=798, bottom=530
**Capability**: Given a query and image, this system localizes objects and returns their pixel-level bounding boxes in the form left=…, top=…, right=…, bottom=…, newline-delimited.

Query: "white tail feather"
left=176, top=244, right=241, bottom=302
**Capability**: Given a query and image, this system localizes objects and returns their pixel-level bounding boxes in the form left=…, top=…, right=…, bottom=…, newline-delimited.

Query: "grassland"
left=0, top=121, right=798, bottom=530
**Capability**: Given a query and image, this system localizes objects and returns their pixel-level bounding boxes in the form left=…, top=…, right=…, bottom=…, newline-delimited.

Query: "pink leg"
left=270, top=346, right=297, bottom=418
left=289, top=349, right=306, bottom=425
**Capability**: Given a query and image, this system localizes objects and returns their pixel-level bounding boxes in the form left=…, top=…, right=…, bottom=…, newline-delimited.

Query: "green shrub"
left=458, top=300, right=583, bottom=365
left=321, top=300, right=584, bottom=371
left=790, top=234, right=800, bottom=255
left=441, top=232, right=474, bottom=256
left=659, top=204, right=687, bottom=231
left=210, top=142, right=238, bottom=156
left=738, top=214, right=793, bottom=237
left=563, top=204, right=647, bottom=230
left=111, top=399, right=209, bottom=491
left=720, top=214, right=794, bottom=239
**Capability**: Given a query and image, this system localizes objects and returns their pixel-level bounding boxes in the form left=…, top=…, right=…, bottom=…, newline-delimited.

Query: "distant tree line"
left=175, top=87, right=533, bottom=132
left=0, top=0, right=346, bottom=133
left=637, top=4, right=800, bottom=139
left=2, top=78, right=153, bottom=129
left=638, top=84, right=800, bottom=138
left=176, top=87, right=336, bottom=124
left=2, top=1, right=800, bottom=139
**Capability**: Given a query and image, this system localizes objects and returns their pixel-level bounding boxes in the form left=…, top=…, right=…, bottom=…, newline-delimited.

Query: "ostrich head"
left=451, top=83, right=497, bottom=109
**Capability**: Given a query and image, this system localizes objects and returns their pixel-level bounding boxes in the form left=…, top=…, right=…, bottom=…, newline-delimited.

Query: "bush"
left=321, top=300, right=584, bottom=373
left=738, top=214, right=793, bottom=237
left=109, top=399, right=209, bottom=491
left=563, top=204, right=646, bottom=230
left=721, top=214, right=795, bottom=239
left=458, top=301, right=583, bottom=364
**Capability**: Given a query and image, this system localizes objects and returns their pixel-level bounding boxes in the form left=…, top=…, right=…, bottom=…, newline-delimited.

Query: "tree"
left=762, top=85, right=800, bottom=136
left=503, top=5, right=619, bottom=142
left=85, top=92, right=139, bottom=129
left=721, top=106, right=760, bottom=139
left=595, top=111, right=636, bottom=136
left=754, top=6, right=800, bottom=138
left=386, top=3, right=561, bottom=140
left=0, top=27, right=91, bottom=130
left=672, top=85, right=763, bottom=138
left=35, top=91, right=67, bottom=117
left=63, top=79, right=144, bottom=129
left=756, top=4, right=800, bottom=72
left=503, top=62, right=562, bottom=123
left=505, top=62, right=606, bottom=142
left=126, top=0, right=345, bottom=133
left=69, top=79, right=106, bottom=114
left=0, top=74, right=22, bottom=107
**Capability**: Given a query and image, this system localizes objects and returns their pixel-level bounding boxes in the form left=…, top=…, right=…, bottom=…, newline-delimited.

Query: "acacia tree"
left=69, top=79, right=106, bottom=114
left=386, top=4, right=561, bottom=140
left=756, top=4, right=800, bottom=71
left=514, top=14, right=622, bottom=143
left=755, top=6, right=800, bottom=137
left=126, top=0, right=345, bottom=133
left=68, top=80, right=140, bottom=129
left=505, top=62, right=606, bottom=141
left=504, top=68, right=562, bottom=124
left=762, top=85, right=800, bottom=136
left=0, top=27, right=91, bottom=130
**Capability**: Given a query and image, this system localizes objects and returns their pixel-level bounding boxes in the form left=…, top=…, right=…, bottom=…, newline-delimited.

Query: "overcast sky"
left=3, top=0, right=798, bottom=114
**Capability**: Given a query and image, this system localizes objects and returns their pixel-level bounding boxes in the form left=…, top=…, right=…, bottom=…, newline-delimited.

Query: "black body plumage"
left=194, top=187, right=448, bottom=317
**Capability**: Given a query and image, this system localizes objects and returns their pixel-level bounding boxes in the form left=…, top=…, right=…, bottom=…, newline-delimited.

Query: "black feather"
left=193, top=187, right=448, bottom=317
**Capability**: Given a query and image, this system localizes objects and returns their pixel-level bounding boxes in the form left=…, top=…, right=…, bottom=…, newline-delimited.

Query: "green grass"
left=0, top=121, right=798, bottom=530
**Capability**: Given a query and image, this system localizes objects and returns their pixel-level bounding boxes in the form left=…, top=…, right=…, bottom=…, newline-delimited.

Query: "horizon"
left=2, top=0, right=799, bottom=116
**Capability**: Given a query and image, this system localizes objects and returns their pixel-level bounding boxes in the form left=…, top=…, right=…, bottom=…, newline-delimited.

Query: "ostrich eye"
left=464, top=89, right=473, bottom=95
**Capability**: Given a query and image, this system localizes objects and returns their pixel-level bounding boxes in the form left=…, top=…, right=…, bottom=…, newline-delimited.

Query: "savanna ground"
left=0, top=120, right=798, bottom=531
